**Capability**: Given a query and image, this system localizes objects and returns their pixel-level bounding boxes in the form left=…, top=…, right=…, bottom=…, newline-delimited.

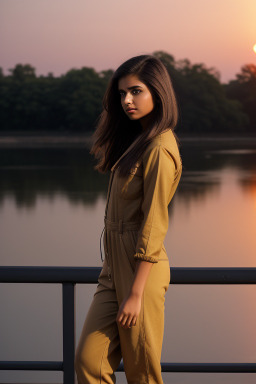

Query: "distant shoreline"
left=1, top=132, right=256, bottom=148
left=0, top=133, right=94, bottom=148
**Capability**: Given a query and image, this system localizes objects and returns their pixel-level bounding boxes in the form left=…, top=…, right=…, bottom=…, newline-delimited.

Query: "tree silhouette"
left=225, top=64, right=256, bottom=132
left=0, top=55, right=254, bottom=134
left=9, top=64, right=36, bottom=81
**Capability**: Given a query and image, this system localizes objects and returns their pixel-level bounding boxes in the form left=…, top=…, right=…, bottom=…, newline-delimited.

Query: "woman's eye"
left=119, top=89, right=141, bottom=98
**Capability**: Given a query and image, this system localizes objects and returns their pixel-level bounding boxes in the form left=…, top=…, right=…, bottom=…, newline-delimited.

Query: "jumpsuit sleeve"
left=134, top=144, right=176, bottom=263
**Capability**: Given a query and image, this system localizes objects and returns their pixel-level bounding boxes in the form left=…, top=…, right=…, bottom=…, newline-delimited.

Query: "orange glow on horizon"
left=253, top=44, right=256, bottom=54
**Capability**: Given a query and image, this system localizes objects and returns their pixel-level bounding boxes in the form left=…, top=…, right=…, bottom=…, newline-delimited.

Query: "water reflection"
left=1, top=139, right=256, bottom=209
left=178, top=139, right=256, bottom=207
left=0, top=147, right=109, bottom=208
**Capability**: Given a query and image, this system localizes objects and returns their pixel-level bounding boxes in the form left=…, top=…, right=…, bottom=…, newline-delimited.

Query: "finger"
left=127, top=318, right=136, bottom=328
left=120, top=314, right=128, bottom=327
left=131, top=317, right=137, bottom=327
left=116, top=312, right=123, bottom=323
left=123, top=315, right=133, bottom=329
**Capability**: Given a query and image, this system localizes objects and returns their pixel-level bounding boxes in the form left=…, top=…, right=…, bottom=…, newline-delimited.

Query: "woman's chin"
left=127, top=115, right=140, bottom=121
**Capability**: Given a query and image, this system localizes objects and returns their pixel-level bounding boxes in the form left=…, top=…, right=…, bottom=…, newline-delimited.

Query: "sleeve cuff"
left=134, top=253, right=158, bottom=263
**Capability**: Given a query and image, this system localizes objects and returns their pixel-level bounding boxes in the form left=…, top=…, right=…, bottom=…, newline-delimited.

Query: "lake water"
left=0, top=137, right=256, bottom=384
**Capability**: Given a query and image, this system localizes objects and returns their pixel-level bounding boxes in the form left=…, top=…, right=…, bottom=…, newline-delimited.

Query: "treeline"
left=0, top=51, right=255, bottom=134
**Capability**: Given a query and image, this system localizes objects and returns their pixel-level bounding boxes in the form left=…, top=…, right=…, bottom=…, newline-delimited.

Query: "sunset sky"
left=1, top=0, right=256, bottom=83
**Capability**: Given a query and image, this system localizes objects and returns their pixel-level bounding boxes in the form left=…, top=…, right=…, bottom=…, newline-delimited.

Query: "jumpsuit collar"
left=110, top=128, right=172, bottom=173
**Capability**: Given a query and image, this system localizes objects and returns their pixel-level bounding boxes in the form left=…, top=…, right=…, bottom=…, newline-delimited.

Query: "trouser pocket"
left=119, top=230, right=138, bottom=273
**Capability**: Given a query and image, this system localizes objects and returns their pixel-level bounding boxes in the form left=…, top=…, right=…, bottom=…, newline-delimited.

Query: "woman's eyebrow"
left=118, top=85, right=143, bottom=92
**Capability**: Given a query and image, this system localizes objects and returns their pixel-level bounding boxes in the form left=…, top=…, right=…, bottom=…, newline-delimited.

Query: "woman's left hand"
left=116, top=292, right=142, bottom=329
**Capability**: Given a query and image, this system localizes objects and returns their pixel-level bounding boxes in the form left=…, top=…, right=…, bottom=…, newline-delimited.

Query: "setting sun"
left=253, top=44, right=256, bottom=53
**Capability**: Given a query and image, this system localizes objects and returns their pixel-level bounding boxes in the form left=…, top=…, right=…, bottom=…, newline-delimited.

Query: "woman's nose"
left=124, top=92, right=133, bottom=105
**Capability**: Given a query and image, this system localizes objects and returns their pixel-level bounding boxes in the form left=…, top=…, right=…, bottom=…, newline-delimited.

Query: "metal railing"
left=1, top=266, right=256, bottom=383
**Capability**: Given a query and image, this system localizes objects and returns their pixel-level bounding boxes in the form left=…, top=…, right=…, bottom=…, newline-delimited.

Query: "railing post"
left=62, top=283, right=76, bottom=384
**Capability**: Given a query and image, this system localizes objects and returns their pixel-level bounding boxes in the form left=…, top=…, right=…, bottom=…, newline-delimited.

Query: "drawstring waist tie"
left=104, top=217, right=142, bottom=233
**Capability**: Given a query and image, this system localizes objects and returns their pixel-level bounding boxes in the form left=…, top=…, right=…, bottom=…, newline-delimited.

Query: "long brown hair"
left=90, top=55, right=179, bottom=177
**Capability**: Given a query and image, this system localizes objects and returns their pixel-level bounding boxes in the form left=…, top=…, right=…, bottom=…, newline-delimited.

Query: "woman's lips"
left=126, top=108, right=137, bottom=114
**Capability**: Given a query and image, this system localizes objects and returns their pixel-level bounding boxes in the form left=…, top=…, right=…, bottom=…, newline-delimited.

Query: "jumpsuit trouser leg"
left=75, top=245, right=170, bottom=384
left=75, top=279, right=122, bottom=384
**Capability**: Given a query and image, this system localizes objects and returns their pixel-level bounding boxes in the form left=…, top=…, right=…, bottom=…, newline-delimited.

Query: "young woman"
left=75, top=55, right=182, bottom=384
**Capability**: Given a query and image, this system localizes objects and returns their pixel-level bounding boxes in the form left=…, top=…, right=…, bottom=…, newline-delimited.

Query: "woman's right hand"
left=116, top=292, right=142, bottom=329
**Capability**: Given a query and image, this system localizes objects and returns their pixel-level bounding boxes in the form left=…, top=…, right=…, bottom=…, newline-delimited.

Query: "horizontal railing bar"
left=0, top=361, right=63, bottom=371
left=171, top=267, right=256, bottom=284
left=1, top=361, right=256, bottom=373
left=159, top=362, right=256, bottom=373
left=0, top=266, right=256, bottom=284
left=0, top=266, right=100, bottom=284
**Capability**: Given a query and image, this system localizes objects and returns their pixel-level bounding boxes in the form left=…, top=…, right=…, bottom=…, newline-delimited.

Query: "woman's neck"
left=139, top=112, right=154, bottom=130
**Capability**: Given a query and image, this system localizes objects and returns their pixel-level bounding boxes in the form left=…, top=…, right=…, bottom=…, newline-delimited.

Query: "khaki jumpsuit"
left=75, top=129, right=182, bottom=384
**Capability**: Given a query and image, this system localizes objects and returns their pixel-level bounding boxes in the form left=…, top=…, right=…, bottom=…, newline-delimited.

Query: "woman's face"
left=118, top=74, right=154, bottom=125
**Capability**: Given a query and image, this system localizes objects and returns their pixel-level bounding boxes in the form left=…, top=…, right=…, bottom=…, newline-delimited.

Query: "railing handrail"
left=1, top=266, right=256, bottom=383
left=1, top=266, right=256, bottom=284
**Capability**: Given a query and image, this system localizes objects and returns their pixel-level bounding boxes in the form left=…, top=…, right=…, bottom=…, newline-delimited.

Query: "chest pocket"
left=117, top=160, right=143, bottom=200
